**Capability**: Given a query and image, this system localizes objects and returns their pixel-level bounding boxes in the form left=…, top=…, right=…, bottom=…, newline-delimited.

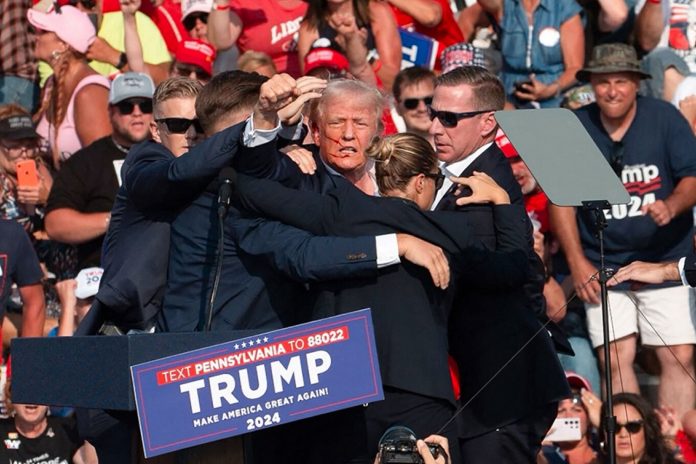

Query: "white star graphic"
left=256, top=338, right=262, bottom=344
left=241, top=342, right=247, bottom=348
left=248, top=340, right=255, bottom=346
left=263, top=336, right=269, bottom=343
left=234, top=344, right=239, bottom=349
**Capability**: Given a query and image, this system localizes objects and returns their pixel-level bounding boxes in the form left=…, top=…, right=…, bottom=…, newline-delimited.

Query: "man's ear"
left=150, top=121, right=161, bottom=143
left=310, top=121, right=321, bottom=146
left=480, top=111, right=498, bottom=139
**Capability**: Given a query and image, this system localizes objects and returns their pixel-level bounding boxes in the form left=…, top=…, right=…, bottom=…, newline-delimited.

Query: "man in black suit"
left=427, top=66, right=569, bottom=462
left=610, top=252, right=696, bottom=287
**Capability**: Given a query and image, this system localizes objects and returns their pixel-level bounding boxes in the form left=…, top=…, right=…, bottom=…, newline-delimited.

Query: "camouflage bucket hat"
left=576, top=43, right=652, bottom=82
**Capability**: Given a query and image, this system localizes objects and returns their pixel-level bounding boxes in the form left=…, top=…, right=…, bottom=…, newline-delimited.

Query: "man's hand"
left=120, top=0, right=141, bottom=16
left=641, top=200, right=674, bottom=226
left=569, top=257, right=600, bottom=304
left=452, top=171, right=510, bottom=206
left=254, top=73, right=300, bottom=129
left=280, top=144, right=316, bottom=175
left=397, top=233, right=450, bottom=289
left=609, top=260, right=680, bottom=286
left=86, top=37, right=121, bottom=66
left=55, top=279, right=77, bottom=311
left=417, top=435, right=449, bottom=464
left=276, top=76, right=326, bottom=126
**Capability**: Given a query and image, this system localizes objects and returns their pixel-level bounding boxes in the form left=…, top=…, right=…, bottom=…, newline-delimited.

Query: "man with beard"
left=45, top=72, right=155, bottom=270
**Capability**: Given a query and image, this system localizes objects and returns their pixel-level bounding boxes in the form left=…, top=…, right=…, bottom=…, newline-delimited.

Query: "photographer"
left=374, top=434, right=450, bottom=464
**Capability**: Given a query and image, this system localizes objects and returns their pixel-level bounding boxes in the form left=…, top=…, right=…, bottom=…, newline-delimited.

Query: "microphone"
left=217, top=167, right=236, bottom=217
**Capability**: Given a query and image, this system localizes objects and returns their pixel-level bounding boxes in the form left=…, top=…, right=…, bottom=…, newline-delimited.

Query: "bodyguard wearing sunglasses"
left=549, top=43, right=696, bottom=422
left=45, top=72, right=155, bottom=271
left=426, top=65, right=569, bottom=463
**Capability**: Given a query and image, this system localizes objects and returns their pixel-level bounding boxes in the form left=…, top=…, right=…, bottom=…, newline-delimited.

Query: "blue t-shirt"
left=574, top=97, right=696, bottom=286
left=0, top=219, right=43, bottom=316
left=499, top=0, right=582, bottom=107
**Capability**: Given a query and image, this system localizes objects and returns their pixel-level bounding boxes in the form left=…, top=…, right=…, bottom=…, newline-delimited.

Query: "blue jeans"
left=0, top=75, right=38, bottom=113
left=558, top=336, right=601, bottom=394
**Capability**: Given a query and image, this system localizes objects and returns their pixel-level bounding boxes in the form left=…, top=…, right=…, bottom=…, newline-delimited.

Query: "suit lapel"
left=435, top=146, right=494, bottom=211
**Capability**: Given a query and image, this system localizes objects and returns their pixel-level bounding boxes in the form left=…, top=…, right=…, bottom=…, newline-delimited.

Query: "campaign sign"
left=399, top=28, right=439, bottom=70
left=131, top=309, right=383, bottom=458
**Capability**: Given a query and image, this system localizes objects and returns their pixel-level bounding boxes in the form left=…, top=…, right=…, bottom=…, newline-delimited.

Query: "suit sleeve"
left=231, top=217, right=378, bottom=282
left=125, top=122, right=245, bottom=210
left=452, top=204, right=531, bottom=289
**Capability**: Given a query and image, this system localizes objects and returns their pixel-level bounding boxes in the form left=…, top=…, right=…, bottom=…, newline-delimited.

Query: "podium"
left=11, top=331, right=258, bottom=410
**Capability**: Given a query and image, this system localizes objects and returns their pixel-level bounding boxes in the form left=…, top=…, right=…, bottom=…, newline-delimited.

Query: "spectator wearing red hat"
left=539, top=372, right=601, bottom=464
left=297, top=0, right=402, bottom=91
left=28, top=4, right=112, bottom=167
left=171, top=39, right=216, bottom=84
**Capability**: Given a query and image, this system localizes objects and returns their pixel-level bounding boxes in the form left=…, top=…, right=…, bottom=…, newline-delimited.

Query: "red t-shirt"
left=231, top=0, right=307, bottom=76
left=390, top=0, right=463, bottom=70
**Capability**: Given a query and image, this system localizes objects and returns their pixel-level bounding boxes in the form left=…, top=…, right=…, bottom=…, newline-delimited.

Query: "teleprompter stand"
left=496, top=109, right=629, bottom=464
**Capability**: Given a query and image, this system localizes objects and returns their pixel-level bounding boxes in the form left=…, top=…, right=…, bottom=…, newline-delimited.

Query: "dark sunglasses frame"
left=427, top=107, right=494, bottom=128
left=422, top=172, right=445, bottom=190
left=616, top=420, right=643, bottom=434
left=182, top=11, right=209, bottom=31
left=155, top=117, right=203, bottom=134
left=115, top=99, right=153, bottom=115
left=402, top=96, right=433, bottom=110
left=609, top=140, right=624, bottom=176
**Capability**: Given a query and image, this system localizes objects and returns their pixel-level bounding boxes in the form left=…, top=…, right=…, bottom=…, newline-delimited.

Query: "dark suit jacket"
left=438, top=143, right=569, bottom=437
left=684, top=251, right=696, bottom=287
left=84, top=122, right=251, bottom=333
left=234, top=167, right=532, bottom=406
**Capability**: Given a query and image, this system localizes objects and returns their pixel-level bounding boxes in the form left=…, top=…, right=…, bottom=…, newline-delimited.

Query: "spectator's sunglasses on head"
left=156, top=117, right=203, bottom=134
left=115, top=98, right=153, bottom=115
left=427, top=106, right=494, bottom=128
left=616, top=420, right=643, bottom=434
left=174, top=63, right=212, bottom=81
left=402, top=96, right=433, bottom=110
left=183, top=12, right=208, bottom=30
left=609, top=140, right=624, bottom=176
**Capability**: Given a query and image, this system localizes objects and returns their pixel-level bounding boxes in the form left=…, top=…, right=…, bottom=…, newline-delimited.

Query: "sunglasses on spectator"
left=427, top=106, right=494, bottom=128
left=115, top=99, right=153, bottom=115
left=609, top=140, right=624, bottom=176
left=156, top=117, right=203, bottom=134
left=67, top=0, right=97, bottom=9
left=0, top=142, right=37, bottom=159
left=421, top=171, right=445, bottom=190
left=616, top=420, right=643, bottom=434
left=183, top=12, right=208, bottom=31
left=402, top=96, right=433, bottom=110
left=174, top=63, right=212, bottom=81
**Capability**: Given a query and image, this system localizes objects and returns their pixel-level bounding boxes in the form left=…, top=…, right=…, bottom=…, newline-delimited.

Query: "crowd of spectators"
left=5, top=0, right=696, bottom=462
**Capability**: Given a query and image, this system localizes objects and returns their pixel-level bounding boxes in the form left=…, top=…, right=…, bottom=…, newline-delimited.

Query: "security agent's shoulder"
left=124, top=139, right=173, bottom=164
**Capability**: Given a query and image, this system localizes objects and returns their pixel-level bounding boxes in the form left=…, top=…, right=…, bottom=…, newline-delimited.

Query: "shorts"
left=585, top=286, right=696, bottom=348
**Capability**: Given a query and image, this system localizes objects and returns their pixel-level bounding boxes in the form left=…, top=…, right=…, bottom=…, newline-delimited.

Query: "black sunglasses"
left=156, top=117, right=203, bottom=134
left=67, top=0, right=97, bottom=9
left=427, top=106, right=494, bottom=128
left=183, top=12, right=209, bottom=31
left=115, top=99, right=153, bottom=115
left=616, top=420, right=643, bottom=434
left=609, top=140, right=624, bottom=176
left=174, top=63, right=211, bottom=80
left=402, top=96, right=433, bottom=110
left=422, top=171, right=445, bottom=190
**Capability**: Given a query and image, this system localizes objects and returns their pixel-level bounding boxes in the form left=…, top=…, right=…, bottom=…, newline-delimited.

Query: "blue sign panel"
left=399, top=28, right=439, bottom=70
left=131, top=309, right=383, bottom=457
